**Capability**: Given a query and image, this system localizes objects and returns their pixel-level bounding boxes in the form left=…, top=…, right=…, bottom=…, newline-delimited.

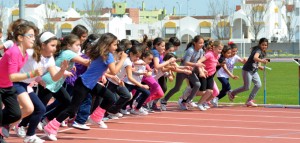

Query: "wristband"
left=26, top=72, right=30, bottom=78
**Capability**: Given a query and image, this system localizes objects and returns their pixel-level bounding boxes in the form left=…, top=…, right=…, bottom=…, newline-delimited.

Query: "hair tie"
left=40, top=32, right=56, bottom=43
left=228, top=41, right=234, bottom=45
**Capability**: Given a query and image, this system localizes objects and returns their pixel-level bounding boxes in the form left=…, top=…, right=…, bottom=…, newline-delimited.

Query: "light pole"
left=19, top=0, right=25, bottom=19
left=187, top=0, right=189, bottom=16
left=176, top=2, right=181, bottom=40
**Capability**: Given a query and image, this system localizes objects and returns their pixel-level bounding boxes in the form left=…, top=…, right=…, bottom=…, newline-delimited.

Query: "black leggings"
left=56, top=77, right=117, bottom=122
left=0, top=87, right=21, bottom=126
left=38, top=85, right=71, bottom=121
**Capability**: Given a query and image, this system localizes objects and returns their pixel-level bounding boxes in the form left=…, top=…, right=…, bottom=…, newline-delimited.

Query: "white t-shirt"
left=21, top=49, right=55, bottom=83
left=108, top=57, right=132, bottom=85
left=124, top=59, right=145, bottom=85
left=217, top=55, right=241, bottom=78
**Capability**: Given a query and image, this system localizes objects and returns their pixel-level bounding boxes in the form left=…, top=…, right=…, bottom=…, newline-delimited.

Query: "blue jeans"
left=217, top=77, right=231, bottom=100
left=75, top=93, right=92, bottom=124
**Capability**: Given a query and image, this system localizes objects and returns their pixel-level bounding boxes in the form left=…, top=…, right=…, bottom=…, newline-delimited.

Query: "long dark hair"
left=89, top=33, right=117, bottom=61
left=81, top=34, right=100, bottom=55
left=186, top=35, right=204, bottom=50
left=71, top=25, right=88, bottom=38
left=251, top=38, right=268, bottom=55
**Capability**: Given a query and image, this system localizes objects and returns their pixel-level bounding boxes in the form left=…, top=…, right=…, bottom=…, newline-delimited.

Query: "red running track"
left=6, top=104, right=300, bottom=143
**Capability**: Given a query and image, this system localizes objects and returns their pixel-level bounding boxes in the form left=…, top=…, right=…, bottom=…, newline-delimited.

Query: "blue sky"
left=3, top=0, right=241, bottom=16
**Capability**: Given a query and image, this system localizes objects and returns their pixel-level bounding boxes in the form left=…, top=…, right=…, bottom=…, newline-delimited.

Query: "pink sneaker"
left=246, top=100, right=258, bottom=107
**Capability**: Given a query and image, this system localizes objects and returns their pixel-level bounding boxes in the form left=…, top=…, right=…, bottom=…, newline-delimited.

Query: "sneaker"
left=60, top=121, right=67, bottom=127
left=138, top=108, right=148, bottom=115
left=197, top=104, right=207, bottom=111
left=228, top=90, right=234, bottom=101
left=211, top=97, right=219, bottom=107
left=151, top=103, right=161, bottom=111
left=14, top=126, right=26, bottom=138
left=187, top=101, right=198, bottom=108
left=120, top=109, right=130, bottom=115
left=177, top=98, right=188, bottom=110
left=107, top=114, right=119, bottom=120
left=130, top=108, right=140, bottom=115
left=98, top=121, right=108, bottom=129
left=246, top=100, right=258, bottom=107
left=37, top=122, right=43, bottom=131
left=203, top=102, right=210, bottom=109
left=160, top=99, right=167, bottom=111
left=23, top=135, right=45, bottom=143
left=87, top=116, right=98, bottom=125
left=72, top=121, right=90, bottom=130
left=43, top=129, right=57, bottom=141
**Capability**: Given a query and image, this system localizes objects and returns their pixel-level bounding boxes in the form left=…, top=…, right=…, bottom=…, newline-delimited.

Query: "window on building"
left=296, top=8, right=299, bottom=16
left=138, top=29, right=144, bottom=36
left=200, top=27, right=211, bottom=38
left=61, top=31, right=70, bottom=37
left=165, top=28, right=176, bottom=39
left=149, top=29, right=155, bottom=35
left=99, top=29, right=105, bottom=35
left=126, top=30, right=131, bottom=36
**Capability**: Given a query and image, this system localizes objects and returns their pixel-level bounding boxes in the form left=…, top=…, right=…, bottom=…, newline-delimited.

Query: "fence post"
left=294, top=59, right=300, bottom=105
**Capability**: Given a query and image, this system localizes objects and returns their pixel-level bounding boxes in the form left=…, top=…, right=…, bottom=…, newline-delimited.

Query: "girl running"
left=228, top=38, right=269, bottom=107
left=0, top=23, right=37, bottom=143
left=43, top=33, right=127, bottom=141
left=14, top=32, right=68, bottom=143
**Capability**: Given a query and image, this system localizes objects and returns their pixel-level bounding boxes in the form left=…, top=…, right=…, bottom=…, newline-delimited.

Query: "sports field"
left=168, top=60, right=299, bottom=106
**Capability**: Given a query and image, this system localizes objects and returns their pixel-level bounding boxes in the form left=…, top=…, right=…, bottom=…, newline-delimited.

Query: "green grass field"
left=167, top=62, right=299, bottom=105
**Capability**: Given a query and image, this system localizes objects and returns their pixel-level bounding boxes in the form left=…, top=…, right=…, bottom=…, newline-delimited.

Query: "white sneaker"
left=87, top=116, right=98, bottom=125
left=130, top=109, right=140, bottom=115
left=14, top=126, right=26, bottom=138
left=107, top=114, right=119, bottom=120
left=211, top=97, right=219, bottom=107
left=37, top=122, right=43, bottom=131
left=177, top=98, right=188, bottom=110
left=44, top=131, right=57, bottom=141
left=72, top=121, right=90, bottom=130
left=203, top=102, right=210, bottom=109
left=246, top=100, right=258, bottom=107
left=120, top=109, right=130, bottom=115
left=98, top=121, right=108, bottom=129
left=138, top=108, right=148, bottom=115
left=60, top=121, right=67, bottom=127
left=197, top=104, right=207, bottom=111
left=187, top=101, right=198, bottom=108
left=23, top=135, right=45, bottom=143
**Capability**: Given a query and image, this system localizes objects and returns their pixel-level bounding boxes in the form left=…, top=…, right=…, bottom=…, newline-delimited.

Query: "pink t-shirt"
left=0, top=43, right=28, bottom=88
left=203, top=51, right=220, bottom=76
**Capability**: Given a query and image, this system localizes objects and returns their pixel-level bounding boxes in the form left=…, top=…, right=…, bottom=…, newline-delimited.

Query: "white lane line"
left=160, top=111, right=300, bottom=119
left=211, top=108, right=300, bottom=114
left=144, top=116, right=300, bottom=125
left=90, top=128, right=300, bottom=140
left=110, top=121, right=300, bottom=132
left=264, top=132, right=300, bottom=138
left=58, top=135, right=184, bottom=143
